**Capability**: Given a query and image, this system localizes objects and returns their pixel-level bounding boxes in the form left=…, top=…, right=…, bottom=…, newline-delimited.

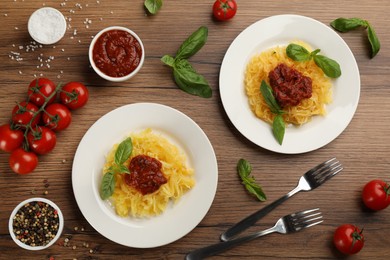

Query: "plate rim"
left=72, top=102, right=218, bottom=248
left=219, top=14, right=360, bottom=154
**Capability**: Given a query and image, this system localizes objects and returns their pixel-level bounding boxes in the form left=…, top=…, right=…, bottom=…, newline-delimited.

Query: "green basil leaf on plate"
left=286, top=43, right=312, bottom=61
left=313, top=55, right=342, bottom=78
left=114, top=137, right=133, bottom=165
left=260, top=80, right=282, bottom=114
left=101, top=171, right=115, bottom=200
left=272, top=115, right=285, bottom=145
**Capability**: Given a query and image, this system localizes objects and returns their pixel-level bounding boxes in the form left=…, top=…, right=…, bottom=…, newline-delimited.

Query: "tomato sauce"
left=124, top=155, right=167, bottom=195
left=92, top=29, right=142, bottom=77
left=268, top=63, right=312, bottom=108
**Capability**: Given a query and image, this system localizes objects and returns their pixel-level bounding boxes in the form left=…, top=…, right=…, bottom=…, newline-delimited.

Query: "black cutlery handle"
left=220, top=190, right=296, bottom=241
left=186, top=232, right=260, bottom=260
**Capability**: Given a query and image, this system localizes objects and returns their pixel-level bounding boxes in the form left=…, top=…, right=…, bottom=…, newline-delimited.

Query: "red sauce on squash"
left=268, top=63, right=312, bottom=108
left=124, top=155, right=167, bottom=195
left=92, top=29, right=142, bottom=78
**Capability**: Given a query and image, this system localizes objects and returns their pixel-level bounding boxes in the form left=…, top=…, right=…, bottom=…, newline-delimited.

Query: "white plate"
left=220, top=14, right=360, bottom=154
left=72, top=103, right=218, bottom=248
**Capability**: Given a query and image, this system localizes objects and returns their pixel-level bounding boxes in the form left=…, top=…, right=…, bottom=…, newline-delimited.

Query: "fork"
left=220, top=158, right=342, bottom=242
left=186, top=208, right=323, bottom=260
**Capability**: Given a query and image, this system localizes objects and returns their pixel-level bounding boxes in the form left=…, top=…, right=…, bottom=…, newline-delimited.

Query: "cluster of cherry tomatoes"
left=0, top=78, right=89, bottom=174
left=333, top=179, right=390, bottom=255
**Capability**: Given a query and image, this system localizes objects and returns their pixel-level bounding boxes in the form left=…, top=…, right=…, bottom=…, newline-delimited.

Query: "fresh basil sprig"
left=100, top=137, right=133, bottom=200
left=237, top=159, right=267, bottom=202
left=161, top=26, right=212, bottom=98
left=286, top=44, right=341, bottom=78
left=330, top=18, right=380, bottom=58
left=144, top=0, right=162, bottom=15
left=260, top=80, right=285, bottom=145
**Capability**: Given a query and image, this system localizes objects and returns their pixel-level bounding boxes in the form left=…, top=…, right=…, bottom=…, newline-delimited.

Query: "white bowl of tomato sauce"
left=89, top=26, right=145, bottom=82
left=9, top=198, right=64, bottom=250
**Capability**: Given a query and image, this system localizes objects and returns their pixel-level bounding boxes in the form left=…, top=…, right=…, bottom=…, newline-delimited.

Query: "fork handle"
left=220, top=186, right=301, bottom=241
left=186, top=227, right=275, bottom=260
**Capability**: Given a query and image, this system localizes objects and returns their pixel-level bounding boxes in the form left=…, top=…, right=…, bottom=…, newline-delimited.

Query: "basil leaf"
left=273, top=115, right=285, bottom=145
left=313, top=55, right=341, bottom=78
left=286, top=44, right=312, bottom=61
left=237, top=159, right=267, bottom=202
left=285, top=43, right=342, bottom=77
left=161, top=26, right=210, bottom=98
left=260, top=80, right=282, bottom=114
left=144, top=0, right=162, bottom=15
left=237, top=159, right=252, bottom=179
left=331, top=17, right=380, bottom=59
left=330, top=18, right=367, bottom=32
left=175, top=26, right=208, bottom=60
left=161, top=55, right=175, bottom=67
left=111, top=164, right=129, bottom=174
left=367, top=25, right=380, bottom=58
left=244, top=182, right=267, bottom=202
left=260, top=80, right=285, bottom=144
left=100, top=171, right=115, bottom=200
left=173, top=70, right=212, bottom=98
left=173, top=59, right=212, bottom=98
left=114, top=137, right=132, bottom=165
left=311, top=49, right=321, bottom=56
left=119, top=165, right=130, bottom=174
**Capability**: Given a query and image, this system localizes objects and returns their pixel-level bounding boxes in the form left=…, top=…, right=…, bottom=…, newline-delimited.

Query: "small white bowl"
left=89, top=26, right=145, bottom=82
left=9, top=198, right=64, bottom=250
left=28, top=7, right=67, bottom=45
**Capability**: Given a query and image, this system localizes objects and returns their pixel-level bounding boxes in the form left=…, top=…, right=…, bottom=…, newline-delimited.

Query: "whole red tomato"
left=60, top=82, right=89, bottom=110
left=0, top=123, right=24, bottom=152
left=27, top=126, right=57, bottom=155
left=212, top=0, right=237, bottom=21
left=11, top=101, right=41, bottom=128
left=42, top=103, right=72, bottom=131
left=362, top=179, right=390, bottom=211
left=9, top=148, right=38, bottom=174
left=27, top=78, right=57, bottom=107
left=333, top=224, right=364, bottom=255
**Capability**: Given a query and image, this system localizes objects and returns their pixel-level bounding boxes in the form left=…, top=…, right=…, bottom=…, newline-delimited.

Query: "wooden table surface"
left=1, top=0, right=389, bottom=259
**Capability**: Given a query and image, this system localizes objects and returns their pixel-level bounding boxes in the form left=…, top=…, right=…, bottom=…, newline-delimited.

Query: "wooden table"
left=1, top=0, right=389, bottom=259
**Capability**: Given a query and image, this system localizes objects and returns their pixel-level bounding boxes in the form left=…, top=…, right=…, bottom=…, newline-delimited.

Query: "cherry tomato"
left=0, top=123, right=24, bottom=152
left=42, top=103, right=72, bottom=132
left=27, top=126, right=57, bottom=155
left=333, top=224, right=364, bottom=255
left=27, top=78, right=57, bottom=107
left=60, top=82, right=89, bottom=110
left=362, top=179, right=390, bottom=211
left=11, top=101, right=41, bottom=128
left=212, top=0, right=237, bottom=21
left=9, top=148, right=38, bottom=174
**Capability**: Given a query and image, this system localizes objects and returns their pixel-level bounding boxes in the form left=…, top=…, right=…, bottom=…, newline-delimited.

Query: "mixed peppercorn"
left=12, top=201, right=60, bottom=247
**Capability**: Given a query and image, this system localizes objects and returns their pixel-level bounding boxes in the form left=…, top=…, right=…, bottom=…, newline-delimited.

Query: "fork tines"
left=288, top=208, right=323, bottom=231
left=307, top=158, right=343, bottom=184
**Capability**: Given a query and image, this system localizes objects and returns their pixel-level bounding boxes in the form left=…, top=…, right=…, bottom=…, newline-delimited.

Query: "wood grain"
left=0, top=0, right=389, bottom=259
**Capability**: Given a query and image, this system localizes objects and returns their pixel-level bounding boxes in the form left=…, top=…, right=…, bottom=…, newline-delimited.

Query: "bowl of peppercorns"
left=8, top=198, right=64, bottom=250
